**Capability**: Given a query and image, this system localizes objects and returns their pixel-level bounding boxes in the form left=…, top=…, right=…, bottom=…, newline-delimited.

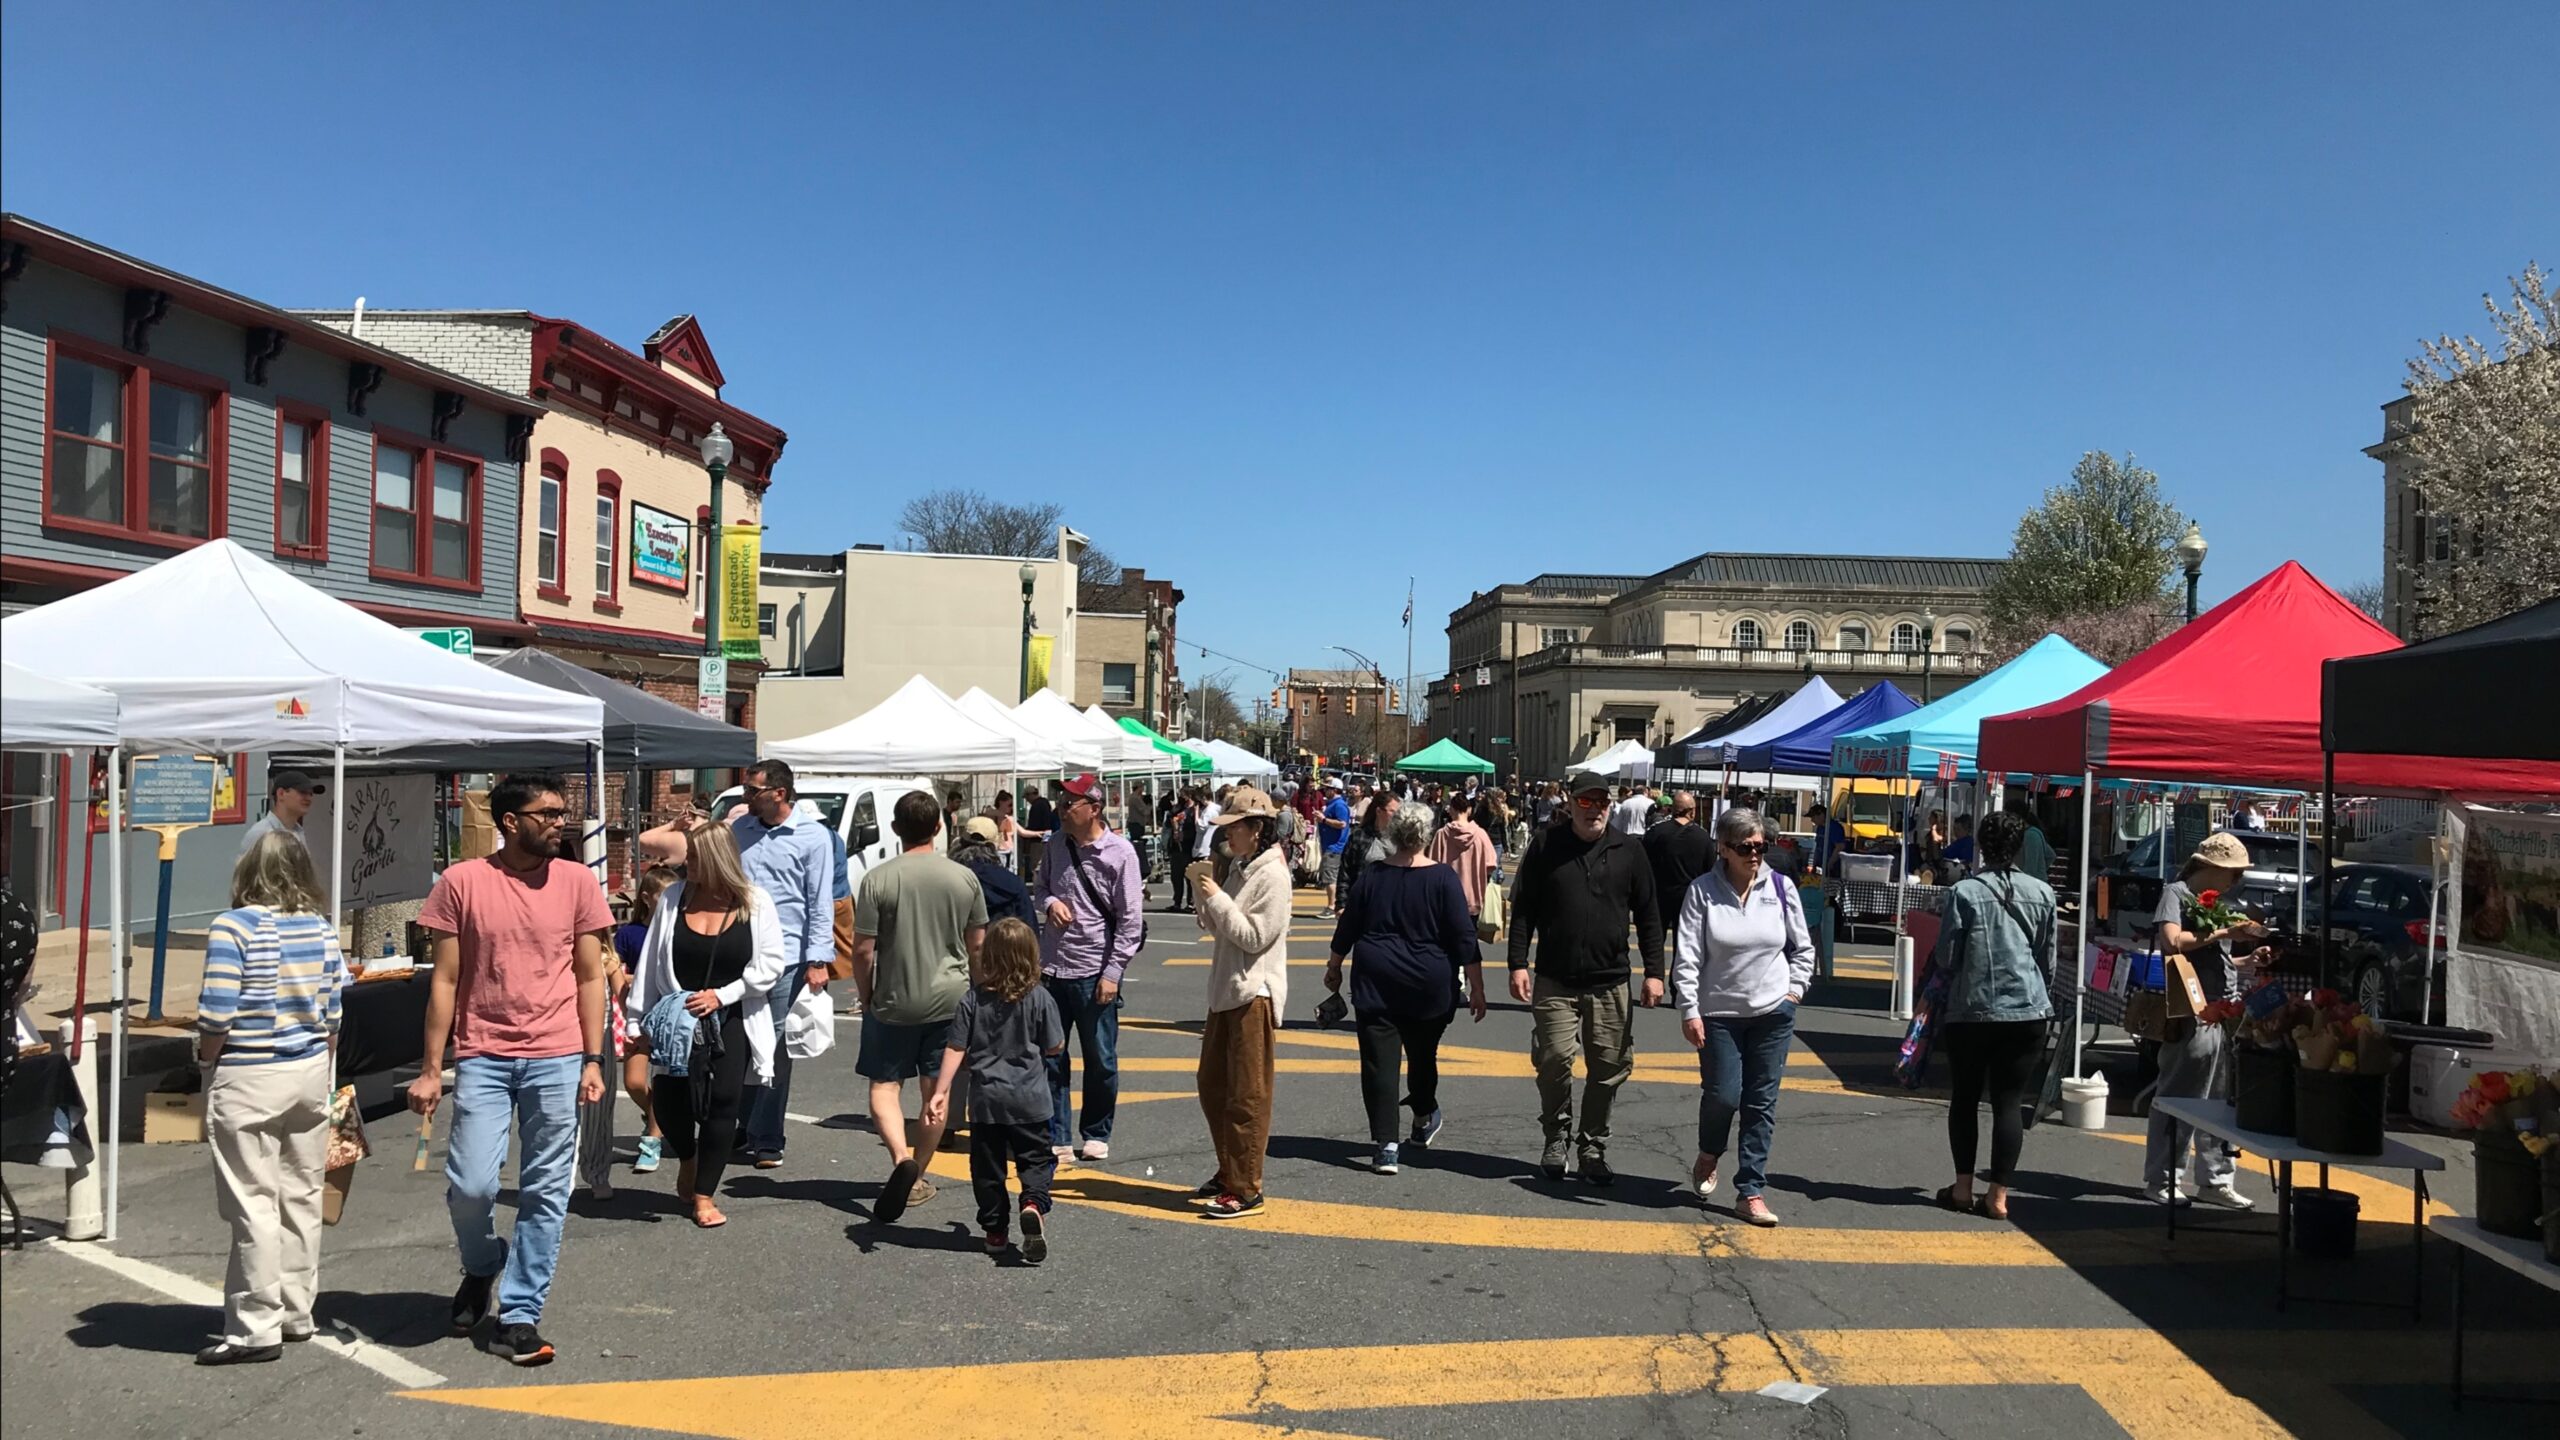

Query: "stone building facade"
left=1074, top=567, right=1182, bottom=731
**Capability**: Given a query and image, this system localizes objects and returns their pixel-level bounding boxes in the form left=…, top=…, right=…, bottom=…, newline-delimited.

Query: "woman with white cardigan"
left=623, top=822, right=787, bottom=1228
left=1191, top=784, right=1293, bottom=1220
left=1673, top=806, right=1815, bottom=1228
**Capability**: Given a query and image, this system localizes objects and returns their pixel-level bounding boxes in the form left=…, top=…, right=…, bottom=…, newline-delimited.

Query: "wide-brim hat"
left=1213, top=784, right=1281, bottom=824
left=2189, top=831, right=2251, bottom=871
left=963, top=816, right=1001, bottom=844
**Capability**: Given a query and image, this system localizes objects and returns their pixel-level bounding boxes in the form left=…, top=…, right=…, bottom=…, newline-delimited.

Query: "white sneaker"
left=1079, top=1139, right=1110, bottom=1161
left=2146, top=1185, right=2194, bottom=1208
left=1052, top=1146, right=1077, bottom=1167
left=2195, top=1185, right=2256, bottom=1211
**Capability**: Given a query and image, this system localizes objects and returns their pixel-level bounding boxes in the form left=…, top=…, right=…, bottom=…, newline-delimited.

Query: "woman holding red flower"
left=2143, top=832, right=2275, bottom=1210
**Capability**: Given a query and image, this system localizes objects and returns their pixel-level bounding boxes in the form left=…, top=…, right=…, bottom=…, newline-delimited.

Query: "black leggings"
left=1942, top=1020, right=2044, bottom=1185
left=657, top=1006, right=748, bottom=1195
left=1355, top=1008, right=1452, bottom=1144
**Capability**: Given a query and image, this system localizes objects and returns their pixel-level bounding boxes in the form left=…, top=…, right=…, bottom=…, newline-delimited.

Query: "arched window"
left=1943, top=624, right=1974, bottom=653
left=1891, top=621, right=1922, bottom=652
left=1837, top=622, right=1870, bottom=651
left=1733, top=618, right=1763, bottom=650
left=1783, top=620, right=1815, bottom=652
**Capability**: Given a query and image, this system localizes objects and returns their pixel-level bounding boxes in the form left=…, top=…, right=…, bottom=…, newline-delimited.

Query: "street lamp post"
left=2177, top=522, right=2208, bottom=623
left=698, top=423, right=734, bottom=660
left=1017, top=562, right=1038, bottom=702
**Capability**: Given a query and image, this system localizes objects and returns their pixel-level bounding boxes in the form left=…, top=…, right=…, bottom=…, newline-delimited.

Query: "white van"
left=712, top=774, right=943, bottom=893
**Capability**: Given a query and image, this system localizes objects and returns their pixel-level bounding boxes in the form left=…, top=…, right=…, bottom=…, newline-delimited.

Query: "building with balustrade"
left=1427, top=552, right=2004, bottom=781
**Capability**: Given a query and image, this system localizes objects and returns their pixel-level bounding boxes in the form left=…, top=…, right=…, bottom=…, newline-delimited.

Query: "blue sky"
left=5, top=3, right=2550, bottom=701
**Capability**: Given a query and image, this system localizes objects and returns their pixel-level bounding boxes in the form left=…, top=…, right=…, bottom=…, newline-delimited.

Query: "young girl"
left=613, top=866, right=678, bottom=1173
left=926, top=917, right=1065, bottom=1261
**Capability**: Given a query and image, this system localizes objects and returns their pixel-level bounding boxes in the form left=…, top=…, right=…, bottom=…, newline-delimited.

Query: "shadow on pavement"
left=67, top=1301, right=211, bottom=1354
left=314, top=1290, right=457, bottom=1350
left=845, top=1219, right=987, bottom=1255
left=720, top=1174, right=875, bottom=1217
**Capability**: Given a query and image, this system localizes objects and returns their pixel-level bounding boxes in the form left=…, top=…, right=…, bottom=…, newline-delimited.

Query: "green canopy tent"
left=1393, top=737, right=1496, bottom=775
left=1118, top=714, right=1214, bottom=773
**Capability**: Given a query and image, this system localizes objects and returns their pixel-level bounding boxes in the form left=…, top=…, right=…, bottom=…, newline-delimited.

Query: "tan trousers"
left=1529, top=976, right=1633, bottom=1155
left=206, top=1051, right=332, bottom=1345
left=1198, top=998, right=1276, bottom=1197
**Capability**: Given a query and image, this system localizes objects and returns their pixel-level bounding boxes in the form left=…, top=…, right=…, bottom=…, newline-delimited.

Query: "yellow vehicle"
left=1827, top=777, right=1901, bottom=840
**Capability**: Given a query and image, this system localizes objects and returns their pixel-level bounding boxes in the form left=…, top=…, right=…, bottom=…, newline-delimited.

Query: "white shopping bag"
left=784, top=983, right=836, bottom=1061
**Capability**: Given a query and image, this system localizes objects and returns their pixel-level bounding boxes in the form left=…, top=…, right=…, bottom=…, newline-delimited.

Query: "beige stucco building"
left=755, top=533, right=1086, bottom=747
left=1429, top=552, right=2004, bottom=780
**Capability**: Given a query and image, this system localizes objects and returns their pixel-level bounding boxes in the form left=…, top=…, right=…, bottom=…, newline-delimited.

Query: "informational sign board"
left=128, top=755, right=218, bottom=827
left=697, top=653, right=728, bottom=720
left=407, top=627, right=474, bottom=655
left=305, top=774, right=435, bottom=911
left=632, top=503, right=691, bottom=590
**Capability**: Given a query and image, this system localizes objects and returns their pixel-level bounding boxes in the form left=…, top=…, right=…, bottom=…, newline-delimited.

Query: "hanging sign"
left=128, top=756, right=218, bottom=828
left=697, top=653, right=729, bottom=720
left=305, top=774, right=436, bottom=910
left=718, top=523, right=761, bottom=656
left=1935, top=753, right=1959, bottom=783
left=631, top=503, right=691, bottom=590
left=1027, top=635, right=1054, bottom=693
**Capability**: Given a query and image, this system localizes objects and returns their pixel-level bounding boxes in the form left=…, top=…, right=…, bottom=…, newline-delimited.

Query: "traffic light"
left=1318, top=691, right=1330, bottom=715
left=1389, top=686, right=1401, bottom=712
left=1347, top=690, right=1358, bottom=716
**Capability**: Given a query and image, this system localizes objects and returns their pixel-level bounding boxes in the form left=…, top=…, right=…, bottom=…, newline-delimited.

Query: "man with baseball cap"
left=1507, top=773, right=1664, bottom=1184
left=239, top=768, right=325, bottom=858
left=1032, top=773, right=1145, bottom=1163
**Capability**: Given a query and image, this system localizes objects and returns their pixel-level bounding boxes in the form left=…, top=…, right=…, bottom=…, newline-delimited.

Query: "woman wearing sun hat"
left=2143, top=830, right=2273, bottom=1211
left=1191, top=784, right=1293, bottom=1219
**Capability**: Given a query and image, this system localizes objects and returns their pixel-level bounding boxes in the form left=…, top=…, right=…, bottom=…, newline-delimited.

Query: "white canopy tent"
left=1570, top=738, right=1656, bottom=782
left=1194, top=737, right=1279, bottom=780
left=767, top=674, right=1020, bottom=774
left=0, top=539, right=606, bottom=1241
left=1, top=663, right=121, bottom=750
left=952, top=687, right=1071, bottom=772
left=1077, top=703, right=1180, bottom=775
left=1007, top=689, right=1121, bottom=772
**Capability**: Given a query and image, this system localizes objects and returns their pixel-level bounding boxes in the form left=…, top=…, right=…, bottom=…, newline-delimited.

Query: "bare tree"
left=1192, top=672, right=1245, bottom=740
left=895, top=488, right=1120, bottom=583
left=2399, top=263, right=2559, bottom=636
left=2340, top=577, right=2388, bottom=624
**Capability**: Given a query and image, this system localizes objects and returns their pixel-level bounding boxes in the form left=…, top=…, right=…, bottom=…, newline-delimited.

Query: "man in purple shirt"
left=1033, top=773, right=1145, bottom=1163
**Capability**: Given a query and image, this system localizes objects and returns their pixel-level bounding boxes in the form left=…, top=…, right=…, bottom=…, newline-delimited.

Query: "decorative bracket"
left=245, top=327, right=286, bottom=386
left=505, top=414, right=536, bottom=465
left=347, top=361, right=384, bottom=416
left=0, top=241, right=28, bottom=316
left=430, top=390, right=466, bottom=443
left=122, top=287, right=172, bottom=354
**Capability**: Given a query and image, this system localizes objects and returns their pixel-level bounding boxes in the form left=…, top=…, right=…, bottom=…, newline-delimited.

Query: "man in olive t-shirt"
left=851, top=791, right=989, bottom=1223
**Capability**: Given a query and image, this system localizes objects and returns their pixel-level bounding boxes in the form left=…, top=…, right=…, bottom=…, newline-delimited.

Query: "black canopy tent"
left=379, top=648, right=759, bottom=771
left=1658, top=690, right=1786, bottom=770
left=2322, top=596, right=2560, bottom=761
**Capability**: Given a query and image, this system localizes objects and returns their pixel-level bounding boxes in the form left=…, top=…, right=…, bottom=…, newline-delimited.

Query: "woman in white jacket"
left=1672, top=806, right=1814, bottom=1229
left=1192, top=785, right=1293, bottom=1220
left=623, top=822, right=786, bottom=1228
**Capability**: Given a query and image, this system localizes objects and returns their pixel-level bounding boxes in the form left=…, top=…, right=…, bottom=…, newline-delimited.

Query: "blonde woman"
left=1192, top=785, right=1293, bottom=1219
left=625, top=822, right=787, bottom=1228
left=195, top=833, right=348, bottom=1365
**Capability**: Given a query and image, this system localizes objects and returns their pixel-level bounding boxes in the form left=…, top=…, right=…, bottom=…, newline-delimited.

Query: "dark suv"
left=2290, top=863, right=2444, bottom=1022
left=2094, top=828, right=2328, bottom=942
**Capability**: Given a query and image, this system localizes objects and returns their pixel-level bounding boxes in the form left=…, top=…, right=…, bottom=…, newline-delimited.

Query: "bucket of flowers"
left=2229, top=982, right=2312, bottom=1136
left=2449, top=1066, right=2554, bottom=1240
left=2290, top=990, right=2396, bottom=1155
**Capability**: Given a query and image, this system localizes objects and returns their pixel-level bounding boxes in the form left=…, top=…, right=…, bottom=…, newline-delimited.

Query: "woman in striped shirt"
left=194, top=832, right=347, bottom=1366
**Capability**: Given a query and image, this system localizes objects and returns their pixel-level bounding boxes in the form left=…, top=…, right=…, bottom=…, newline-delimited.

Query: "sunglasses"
left=1723, top=840, right=1768, bottom=857
left=1571, top=795, right=1610, bottom=810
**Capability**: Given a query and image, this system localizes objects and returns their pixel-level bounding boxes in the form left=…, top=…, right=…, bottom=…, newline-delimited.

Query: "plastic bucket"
left=2541, top=1149, right=2560, bottom=1265
left=2294, top=1069, right=2386, bottom=1156
left=2476, top=1129, right=2544, bottom=1239
left=2292, top=1186, right=2359, bottom=1259
left=2060, top=1074, right=2109, bottom=1131
left=2231, top=1046, right=2296, bottom=1136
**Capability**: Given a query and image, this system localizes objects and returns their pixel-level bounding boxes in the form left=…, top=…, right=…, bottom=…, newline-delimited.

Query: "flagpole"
left=1402, top=577, right=1415, bottom=757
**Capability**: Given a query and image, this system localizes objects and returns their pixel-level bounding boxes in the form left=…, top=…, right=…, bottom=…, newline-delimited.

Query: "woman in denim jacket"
left=1933, top=811, right=2056, bottom=1220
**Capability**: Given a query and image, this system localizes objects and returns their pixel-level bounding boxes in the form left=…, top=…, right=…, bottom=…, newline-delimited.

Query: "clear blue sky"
left=6, top=3, right=2550, bottom=701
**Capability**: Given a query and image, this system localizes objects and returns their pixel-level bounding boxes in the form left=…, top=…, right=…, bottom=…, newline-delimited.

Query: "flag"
left=1401, top=592, right=1412, bottom=628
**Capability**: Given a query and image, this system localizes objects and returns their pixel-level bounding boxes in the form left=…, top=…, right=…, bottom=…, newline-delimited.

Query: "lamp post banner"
left=1028, top=634, right=1054, bottom=693
left=719, top=523, right=761, bottom=651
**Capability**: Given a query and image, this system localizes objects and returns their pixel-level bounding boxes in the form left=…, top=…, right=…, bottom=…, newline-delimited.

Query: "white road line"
left=39, top=1239, right=447, bottom=1389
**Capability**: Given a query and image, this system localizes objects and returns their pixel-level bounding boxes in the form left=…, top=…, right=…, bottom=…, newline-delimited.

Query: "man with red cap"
left=1031, top=773, right=1146, bottom=1164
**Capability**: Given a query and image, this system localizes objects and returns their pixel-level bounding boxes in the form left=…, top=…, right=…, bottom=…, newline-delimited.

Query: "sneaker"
left=984, top=1231, right=1009, bottom=1255
left=195, top=1340, right=281, bottom=1366
left=1079, top=1139, right=1110, bottom=1161
left=753, top=1150, right=784, bottom=1170
left=2146, top=1185, right=2195, bottom=1208
left=1539, top=1134, right=1571, bottom=1181
left=1318, top=908, right=1336, bottom=919
left=908, top=1177, right=939, bottom=1208
left=633, top=1136, right=662, bottom=1174
left=1019, top=1204, right=1049, bottom=1264
left=1411, top=1109, right=1445, bottom=1149
left=1191, top=1176, right=1226, bottom=1201
left=281, top=1322, right=316, bottom=1343
left=449, top=1270, right=496, bottom=1336
left=1580, top=1154, right=1616, bottom=1187
left=1692, top=1155, right=1719, bottom=1199
left=496, top=1322, right=555, bottom=1367
left=1373, top=1143, right=1400, bottom=1175
left=2195, top=1184, right=2256, bottom=1211
left=875, top=1158, right=921, bottom=1223
left=1737, top=1195, right=1781, bottom=1228
left=1202, top=1192, right=1266, bottom=1220
left=1054, top=1146, right=1078, bottom=1167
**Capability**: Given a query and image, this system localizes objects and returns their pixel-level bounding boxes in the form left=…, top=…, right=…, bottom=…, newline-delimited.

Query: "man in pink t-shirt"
left=407, top=774, right=610, bottom=1367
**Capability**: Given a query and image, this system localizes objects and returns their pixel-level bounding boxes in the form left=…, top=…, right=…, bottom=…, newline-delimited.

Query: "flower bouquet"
left=2287, top=991, right=2394, bottom=1155
left=2184, top=887, right=2247, bottom=934
left=2452, top=1066, right=2556, bottom=1239
left=2226, top=981, right=2304, bottom=1134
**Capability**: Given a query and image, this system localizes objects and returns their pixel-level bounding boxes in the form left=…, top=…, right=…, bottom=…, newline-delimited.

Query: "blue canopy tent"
left=1829, top=635, right=2107, bottom=780
left=1733, top=681, right=1919, bottom=774
left=1694, top=676, right=1845, bottom=765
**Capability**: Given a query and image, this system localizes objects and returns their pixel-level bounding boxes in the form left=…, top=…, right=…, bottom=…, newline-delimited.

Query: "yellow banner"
left=719, top=524, right=761, bottom=650
left=1028, top=634, right=1053, bottom=693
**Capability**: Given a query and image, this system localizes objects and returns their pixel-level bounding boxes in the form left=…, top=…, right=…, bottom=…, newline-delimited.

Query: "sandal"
left=1934, top=1185, right=1971, bottom=1213
left=1971, top=1195, right=2009, bottom=1222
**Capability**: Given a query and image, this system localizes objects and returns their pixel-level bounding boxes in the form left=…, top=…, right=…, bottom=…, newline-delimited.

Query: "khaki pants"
left=206, top=1051, right=332, bottom=1345
left=1529, top=977, right=1632, bottom=1156
left=1198, top=998, right=1276, bottom=1197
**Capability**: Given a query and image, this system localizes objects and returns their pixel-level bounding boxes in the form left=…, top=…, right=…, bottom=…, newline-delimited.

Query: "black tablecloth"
left=0, top=1051, right=92, bottom=1168
left=337, top=971, right=433, bottom=1077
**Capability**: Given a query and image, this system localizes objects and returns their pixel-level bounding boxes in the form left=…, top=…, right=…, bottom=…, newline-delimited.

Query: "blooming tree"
left=1984, top=451, right=2188, bottom=661
left=2399, top=263, right=2558, bottom=637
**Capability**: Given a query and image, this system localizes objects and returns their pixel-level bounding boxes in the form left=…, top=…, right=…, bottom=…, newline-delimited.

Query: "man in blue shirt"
left=1316, top=776, right=1353, bottom=918
left=732, top=759, right=836, bottom=1169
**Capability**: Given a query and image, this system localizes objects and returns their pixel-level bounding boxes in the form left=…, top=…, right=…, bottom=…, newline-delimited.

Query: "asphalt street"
left=5, top=886, right=2554, bottom=1439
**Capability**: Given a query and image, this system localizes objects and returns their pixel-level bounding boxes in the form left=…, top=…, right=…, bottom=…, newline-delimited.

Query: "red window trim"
left=271, top=400, right=331, bottom=562
left=690, top=502, right=710, bottom=631
left=40, top=331, right=231, bottom=551
left=592, top=469, right=623, bottom=613
left=366, top=427, right=484, bottom=594
left=533, top=447, right=569, bottom=600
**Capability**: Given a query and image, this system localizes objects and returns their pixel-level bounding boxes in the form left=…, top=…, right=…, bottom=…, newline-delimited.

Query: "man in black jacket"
left=1642, top=791, right=1713, bottom=1005
left=1507, top=774, right=1664, bottom=1184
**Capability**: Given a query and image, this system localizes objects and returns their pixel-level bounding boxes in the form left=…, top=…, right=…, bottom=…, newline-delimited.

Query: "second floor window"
left=372, top=440, right=478, bottom=586
left=45, top=343, right=225, bottom=544
left=1539, top=626, right=1575, bottom=649
left=1891, top=621, right=1922, bottom=652
left=1103, top=663, right=1136, bottom=703
left=1784, top=619, right=1815, bottom=651
left=536, top=465, right=564, bottom=592
left=594, top=493, right=617, bottom=597
left=758, top=602, right=778, bottom=637
left=1838, top=622, right=1870, bottom=651
left=273, top=408, right=328, bottom=558
left=1733, top=618, right=1764, bottom=649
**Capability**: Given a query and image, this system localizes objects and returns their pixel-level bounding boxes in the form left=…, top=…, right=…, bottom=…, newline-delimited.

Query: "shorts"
left=856, top=1013, right=956, bottom=1082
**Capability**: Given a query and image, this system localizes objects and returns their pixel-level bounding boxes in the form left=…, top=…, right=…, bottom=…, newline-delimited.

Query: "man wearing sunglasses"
left=1506, top=774, right=1664, bottom=1185
left=732, top=759, right=837, bottom=1171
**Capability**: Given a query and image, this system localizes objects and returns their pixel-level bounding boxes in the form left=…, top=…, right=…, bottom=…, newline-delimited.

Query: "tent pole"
left=2295, top=792, right=2308, bottom=935
left=2072, top=767, right=2094, bottom=1079
left=580, top=742, right=607, bottom=886
left=2424, top=803, right=2445, bottom=1023
left=330, top=746, right=345, bottom=939
left=2319, top=751, right=2335, bottom=987
left=103, top=746, right=124, bottom=1243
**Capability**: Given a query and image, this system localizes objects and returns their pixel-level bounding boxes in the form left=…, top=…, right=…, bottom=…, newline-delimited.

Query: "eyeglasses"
left=513, top=807, right=569, bottom=824
left=742, top=783, right=782, bottom=798
left=1724, top=840, right=1767, bottom=857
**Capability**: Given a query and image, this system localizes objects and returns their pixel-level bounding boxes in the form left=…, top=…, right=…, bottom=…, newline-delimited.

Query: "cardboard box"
left=142, top=1089, right=206, bottom=1144
left=460, top=788, right=495, bottom=860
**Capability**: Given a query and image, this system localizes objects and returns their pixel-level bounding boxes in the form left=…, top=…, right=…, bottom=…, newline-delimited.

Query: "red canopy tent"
left=1978, top=561, right=2560, bottom=796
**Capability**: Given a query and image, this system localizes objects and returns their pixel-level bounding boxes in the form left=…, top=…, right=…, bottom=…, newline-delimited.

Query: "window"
left=370, top=435, right=480, bottom=588
left=273, top=405, right=328, bottom=558
left=1837, top=623, right=1870, bottom=651
left=43, top=339, right=228, bottom=546
left=1539, top=626, right=1575, bottom=649
left=1783, top=619, right=1815, bottom=651
left=593, top=471, right=621, bottom=606
left=1891, top=621, right=1922, bottom=652
left=535, top=459, right=565, bottom=595
left=1943, top=624, right=1974, bottom=653
left=2431, top=515, right=2452, bottom=563
left=1733, top=618, right=1764, bottom=649
left=691, top=505, right=711, bottom=628
left=1102, top=663, right=1137, bottom=704
left=757, top=602, right=778, bottom=638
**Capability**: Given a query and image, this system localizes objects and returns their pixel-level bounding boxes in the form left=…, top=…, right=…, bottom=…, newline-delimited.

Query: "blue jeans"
left=1696, top=1003, right=1795, bottom=1199
left=741, top=968, right=808, bottom=1154
left=445, top=1055, right=581, bottom=1326
left=1043, top=974, right=1122, bottom=1148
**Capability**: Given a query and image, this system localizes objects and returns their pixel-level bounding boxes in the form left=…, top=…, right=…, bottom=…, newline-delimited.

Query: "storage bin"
left=2475, top=1128, right=2544, bottom=1239
left=2292, top=1187, right=2359, bottom=1259
left=2295, top=1069, right=2386, bottom=1156
left=2231, top=1046, right=2296, bottom=1136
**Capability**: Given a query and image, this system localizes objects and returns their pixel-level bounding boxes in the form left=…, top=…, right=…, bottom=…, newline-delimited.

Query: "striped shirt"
left=198, top=906, right=346, bottom=1065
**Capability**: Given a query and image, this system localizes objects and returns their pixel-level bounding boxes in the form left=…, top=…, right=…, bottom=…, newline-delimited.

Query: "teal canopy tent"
left=1394, top=737, right=1496, bottom=774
